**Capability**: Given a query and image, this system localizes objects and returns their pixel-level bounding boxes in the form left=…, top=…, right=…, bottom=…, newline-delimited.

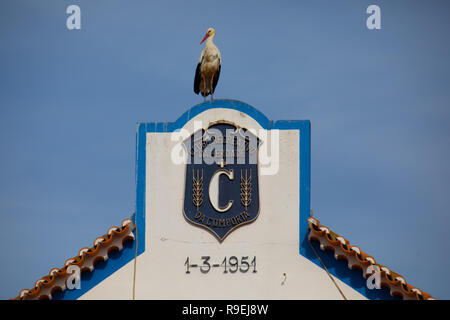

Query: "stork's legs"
left=200, top=74, right=216, bottom=102
left=210, top=74, right=215, bottom=101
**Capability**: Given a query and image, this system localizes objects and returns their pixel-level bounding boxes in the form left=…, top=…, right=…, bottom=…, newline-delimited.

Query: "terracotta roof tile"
left=11, top=218, right=135, bottom=300
left=307, top=217, right=435, bottom=300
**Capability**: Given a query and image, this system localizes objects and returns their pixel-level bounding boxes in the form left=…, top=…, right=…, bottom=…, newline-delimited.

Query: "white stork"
left=194, top=27, right=221, bottom=102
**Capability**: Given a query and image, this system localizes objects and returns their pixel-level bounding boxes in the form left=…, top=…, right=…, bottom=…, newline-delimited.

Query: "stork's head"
left=200, top=28, right=216, bottom=44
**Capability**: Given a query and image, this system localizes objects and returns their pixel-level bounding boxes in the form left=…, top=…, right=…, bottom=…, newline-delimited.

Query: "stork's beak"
left=200, top=33, right=208, bottom=44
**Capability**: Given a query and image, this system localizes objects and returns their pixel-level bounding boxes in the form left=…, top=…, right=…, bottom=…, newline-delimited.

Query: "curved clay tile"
left=12, top=218, right=135, bottom=300
left=307, top=217, right=434, bottom=300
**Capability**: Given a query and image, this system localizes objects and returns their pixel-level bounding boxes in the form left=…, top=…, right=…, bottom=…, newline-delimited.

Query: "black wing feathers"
left=193, top=63, right=201, bottom=95
left=212, top=64, right=221, bottom=94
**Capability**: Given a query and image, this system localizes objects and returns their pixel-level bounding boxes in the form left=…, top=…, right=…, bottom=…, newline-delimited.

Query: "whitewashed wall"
left=79, top=109, right=366, bottom=300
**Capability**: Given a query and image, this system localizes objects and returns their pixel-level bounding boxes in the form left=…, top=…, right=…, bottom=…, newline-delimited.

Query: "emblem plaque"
left=183, top=122, right=260, bottom=241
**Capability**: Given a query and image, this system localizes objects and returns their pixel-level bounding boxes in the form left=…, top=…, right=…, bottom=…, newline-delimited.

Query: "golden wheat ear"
left=240, top=169, right=252, bottom=209
left=192, top=169, right=204, bottom=210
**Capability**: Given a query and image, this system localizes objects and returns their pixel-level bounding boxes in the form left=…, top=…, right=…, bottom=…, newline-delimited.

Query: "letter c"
left=209, top=169, right=234, bottom=213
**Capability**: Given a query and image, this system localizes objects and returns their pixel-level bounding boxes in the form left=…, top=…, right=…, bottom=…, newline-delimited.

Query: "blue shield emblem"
left=183, top=122, right=260, bottom=242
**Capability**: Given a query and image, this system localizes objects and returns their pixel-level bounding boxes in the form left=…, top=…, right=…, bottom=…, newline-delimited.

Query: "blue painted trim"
left=61, top=99, right=390, bottom=300
left=169, top=99, right=272, bottom=131
left=135, top=122, right=147, bottom=256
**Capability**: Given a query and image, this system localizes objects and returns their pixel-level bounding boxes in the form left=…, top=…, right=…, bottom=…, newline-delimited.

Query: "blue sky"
left=1, top=0, right=449, bottom=299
